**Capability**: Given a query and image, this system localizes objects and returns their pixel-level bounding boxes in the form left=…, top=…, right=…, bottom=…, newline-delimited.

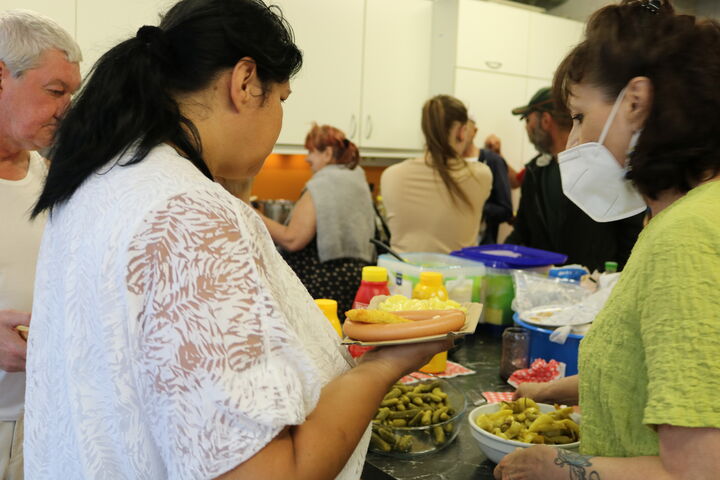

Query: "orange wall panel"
left=252, top=154, right=387, bottom=201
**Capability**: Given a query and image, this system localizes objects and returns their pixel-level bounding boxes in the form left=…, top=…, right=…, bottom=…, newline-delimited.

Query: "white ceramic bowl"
left=467, top=403, right=580, bottom=464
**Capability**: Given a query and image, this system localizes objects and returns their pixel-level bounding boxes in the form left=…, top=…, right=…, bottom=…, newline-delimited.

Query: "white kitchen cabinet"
left=274, top=0, right=431, bottom=155
left=0, top=1, right=75, bottom=42
left=454, top=68, right=528, bottom=170
left=456, top=0, right=530, bottom=76
left=359, top=0, right=431, bottom=152
left=527, top=13, right=584, bottom=80
left=273, top=0, right=364, bottom=147
left=76, top=0, right=176, bottom=76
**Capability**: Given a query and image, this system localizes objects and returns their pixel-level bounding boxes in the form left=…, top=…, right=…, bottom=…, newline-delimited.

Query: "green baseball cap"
left=512, top=87, right=554, bottom=119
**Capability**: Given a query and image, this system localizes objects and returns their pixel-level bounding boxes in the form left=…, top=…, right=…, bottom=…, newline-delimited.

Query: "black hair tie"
left=136, top=25, right=164, bottom=45
left=342, top=138, right=350, bottom=147
left=136, top=25, right=174, bottom=63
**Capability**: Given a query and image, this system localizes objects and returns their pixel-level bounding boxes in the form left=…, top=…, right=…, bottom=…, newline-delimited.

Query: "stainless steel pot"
left=257, top=199, right=294, bottom=225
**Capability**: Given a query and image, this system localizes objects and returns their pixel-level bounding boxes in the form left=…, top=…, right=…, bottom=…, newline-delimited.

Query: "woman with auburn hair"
left=495, top=1, right=720, bottom=479
left=25, top=1, right=449, bottom=478
left=260, top=123, right=376, bottom=313
left=380, top=95, right=492, bottom=253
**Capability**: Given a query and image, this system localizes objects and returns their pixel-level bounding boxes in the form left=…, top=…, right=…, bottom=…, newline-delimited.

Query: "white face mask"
left=558, top=88, right=647, bottom=223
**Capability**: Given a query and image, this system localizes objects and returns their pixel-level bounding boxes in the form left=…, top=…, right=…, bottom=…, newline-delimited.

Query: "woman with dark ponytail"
left=24, top=1, right=449, bottom=479
left=380, top=95, right=492, bottom=253
left=260, top=124, right=376, bottom=314
left=495, top=1, right=720, bottom=479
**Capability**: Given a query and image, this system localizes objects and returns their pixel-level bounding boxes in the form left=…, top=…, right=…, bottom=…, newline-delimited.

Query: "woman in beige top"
left=380, top=95, right=492, bottom=253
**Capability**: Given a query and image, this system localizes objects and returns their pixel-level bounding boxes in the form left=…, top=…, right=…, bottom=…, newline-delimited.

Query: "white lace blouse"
left=25, top=145, right=369, bottom=479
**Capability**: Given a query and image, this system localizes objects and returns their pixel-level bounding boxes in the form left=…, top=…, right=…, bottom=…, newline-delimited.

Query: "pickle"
left=421, top=410, right=432, bottom=426
left=377, top=407, right=391, bottom=421
left=376, top=427, right=398, bottom=445
left=444, top=422, right=454, bottom=433
left=425, top=393, right=443, bottom=403
left=371, top=432, right=392, bottom=452
left=408, top=410, right=424, bottom=427
left=380, top=398, right=400, bottom=407
left=433, top=425, right=446, bottom=444
left=391, top=419, right=407, bottom=427
left=432, top=407, right=449, bottom=424
left=413, top=384, right=432, bottom=394
left=396, top=435, right=414, bottom=453
left=412, top=396, right=424, bottom=406
left=384, top=388, right=401, bottom=400
left=388, top=408, right=419, bottom=420
left=432, top=387, right=448, bottom=400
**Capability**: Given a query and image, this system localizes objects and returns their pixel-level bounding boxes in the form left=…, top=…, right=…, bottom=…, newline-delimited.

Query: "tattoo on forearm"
left=553, top=449, right=601, bottom=480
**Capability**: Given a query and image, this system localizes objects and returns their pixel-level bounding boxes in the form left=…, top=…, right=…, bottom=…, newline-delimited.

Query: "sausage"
left=343, top=309, right=465, bottom=342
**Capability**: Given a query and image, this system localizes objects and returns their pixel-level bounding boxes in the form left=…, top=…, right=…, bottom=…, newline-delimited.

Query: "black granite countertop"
left=362, top=329, right=512, bottom=480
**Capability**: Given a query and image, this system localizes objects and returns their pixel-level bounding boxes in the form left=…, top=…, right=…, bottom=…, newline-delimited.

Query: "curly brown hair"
left=553, top=0, right=720, bottom=199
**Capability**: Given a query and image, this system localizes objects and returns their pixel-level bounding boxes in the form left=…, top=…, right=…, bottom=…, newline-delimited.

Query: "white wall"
left=696, top=0, right=720, bottom=18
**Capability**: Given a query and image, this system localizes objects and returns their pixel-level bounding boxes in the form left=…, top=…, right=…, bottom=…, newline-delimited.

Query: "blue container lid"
left=450, top=244, right=568, bottom=269
left=514, top=316, right=585, bottom=340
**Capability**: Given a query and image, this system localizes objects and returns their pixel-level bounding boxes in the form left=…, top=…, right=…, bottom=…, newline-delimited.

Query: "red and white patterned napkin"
left=399, top=361, right=476, bottom=384
left=481, top=391, right=515, bottom=403
left=507, top=358, right=566, bottom=388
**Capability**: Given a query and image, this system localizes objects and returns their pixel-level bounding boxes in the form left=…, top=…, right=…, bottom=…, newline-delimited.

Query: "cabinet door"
left=273, top=0, right=364, bottom=147
left=526, top=13, right=583, bottom=80
left=76, top=0, right=175, bottom=76
left=359, top=0, right=431, bottom=153
left=0, top=1, right=75, bottom=41
left=454, top=69, right=528, bottom=170
left=456, top=0, right=530, bottom=76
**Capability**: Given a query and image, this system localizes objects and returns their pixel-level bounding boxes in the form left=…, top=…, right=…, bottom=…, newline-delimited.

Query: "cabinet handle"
left=365, top=115, right=373, bottom=140
left=349, top=114, right=357, bottom=139
left=485, top=60, right=503, bottom=70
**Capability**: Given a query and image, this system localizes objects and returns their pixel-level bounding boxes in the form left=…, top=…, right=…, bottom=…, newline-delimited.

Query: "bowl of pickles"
left=468, top=398, right=581, bottom=464
left=370, top=379, right=466, bottom=457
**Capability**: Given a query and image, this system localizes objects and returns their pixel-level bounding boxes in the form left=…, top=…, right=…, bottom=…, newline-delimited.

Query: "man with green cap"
left=504, top=87, right=644, bottom=272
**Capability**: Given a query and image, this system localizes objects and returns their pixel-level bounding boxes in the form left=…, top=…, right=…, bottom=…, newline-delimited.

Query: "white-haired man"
left=0, top=10, right=81, bottom=479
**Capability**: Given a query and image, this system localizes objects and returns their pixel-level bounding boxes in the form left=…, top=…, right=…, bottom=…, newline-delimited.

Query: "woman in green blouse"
left=496, top=1, right=720, bottom=479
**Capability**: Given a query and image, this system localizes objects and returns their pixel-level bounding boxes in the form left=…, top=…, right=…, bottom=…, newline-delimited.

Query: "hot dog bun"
left=343, top=309, right=465, bottom=342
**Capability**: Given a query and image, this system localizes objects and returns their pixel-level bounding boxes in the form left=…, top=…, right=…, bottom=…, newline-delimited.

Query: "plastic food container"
left=468, top=403, right=580, bottom=464
left=369, top=379, right=467, bottom=457
left=451, top=245, right=567, bottom=331
left=514, top=315, right=583, bottom=376
left=377, top=253, right=486, bottom=303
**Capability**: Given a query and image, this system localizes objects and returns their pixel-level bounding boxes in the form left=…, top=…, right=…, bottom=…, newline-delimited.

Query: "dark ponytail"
left=33, top=0, right=302, bottom=217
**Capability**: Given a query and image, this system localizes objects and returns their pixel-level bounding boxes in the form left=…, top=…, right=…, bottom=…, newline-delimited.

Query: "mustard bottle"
left=412, top=272, right=449, bottom=373
left=412, top=271, right=449, bottom=301
left=315, top=299, right=343, bottom=337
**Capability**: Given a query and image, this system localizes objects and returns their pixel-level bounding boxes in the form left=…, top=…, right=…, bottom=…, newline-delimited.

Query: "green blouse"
left=579, top=181, right=720, bottom=456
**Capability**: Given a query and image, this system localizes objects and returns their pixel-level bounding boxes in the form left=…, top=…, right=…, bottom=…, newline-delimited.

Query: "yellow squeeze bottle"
left=315, top=299, right=343, bottom=337
left=412, top=272, right=449, bottom=373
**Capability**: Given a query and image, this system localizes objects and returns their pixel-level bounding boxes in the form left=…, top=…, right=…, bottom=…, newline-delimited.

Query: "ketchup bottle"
left=348, top=266, right=390, bottom=358
left=352, top=266, right=390, bottom=309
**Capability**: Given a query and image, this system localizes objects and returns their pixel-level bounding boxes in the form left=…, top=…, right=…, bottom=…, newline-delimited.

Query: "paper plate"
left=518, top=305, right=590, bottom=327
left=341, top=299, right=482, bottom=347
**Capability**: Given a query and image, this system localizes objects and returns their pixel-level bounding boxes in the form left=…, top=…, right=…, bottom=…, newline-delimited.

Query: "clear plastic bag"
left=511, top=270, right=591, bottom=314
